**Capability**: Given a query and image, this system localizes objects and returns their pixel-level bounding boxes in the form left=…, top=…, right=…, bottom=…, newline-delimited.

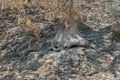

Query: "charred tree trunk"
left=50, top=16, right=89, bottom=51
left=49, top=0, right=89, bottom=51
left=50, top=24, right=89, bottom=51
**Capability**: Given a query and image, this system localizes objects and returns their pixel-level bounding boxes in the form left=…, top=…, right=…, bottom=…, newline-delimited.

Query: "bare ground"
left=0, top=0, right=120, bottom=80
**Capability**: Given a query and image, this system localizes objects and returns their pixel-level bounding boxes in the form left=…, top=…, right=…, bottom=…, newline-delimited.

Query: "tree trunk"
left=50, top=15, right=89, bottom=51
left=49, top=0, right=89, bottom=51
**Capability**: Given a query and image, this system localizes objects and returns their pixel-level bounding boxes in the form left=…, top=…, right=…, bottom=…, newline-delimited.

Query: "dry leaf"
left=26, top=18, right=31, bottom=30
left=17, top=16, right=21, bottom=27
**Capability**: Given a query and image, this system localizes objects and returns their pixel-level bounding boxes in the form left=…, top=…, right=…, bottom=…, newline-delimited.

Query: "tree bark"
left=49, top=0, right=89, bottom=51
left=50, top=21, right=89, bottom=51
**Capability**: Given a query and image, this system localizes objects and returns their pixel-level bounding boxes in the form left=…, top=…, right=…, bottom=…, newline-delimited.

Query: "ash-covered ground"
left=0, top=0, right=120, bottom=80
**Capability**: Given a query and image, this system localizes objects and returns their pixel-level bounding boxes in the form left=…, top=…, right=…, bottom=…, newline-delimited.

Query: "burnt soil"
left=0, top=0, right=120, bottom=80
